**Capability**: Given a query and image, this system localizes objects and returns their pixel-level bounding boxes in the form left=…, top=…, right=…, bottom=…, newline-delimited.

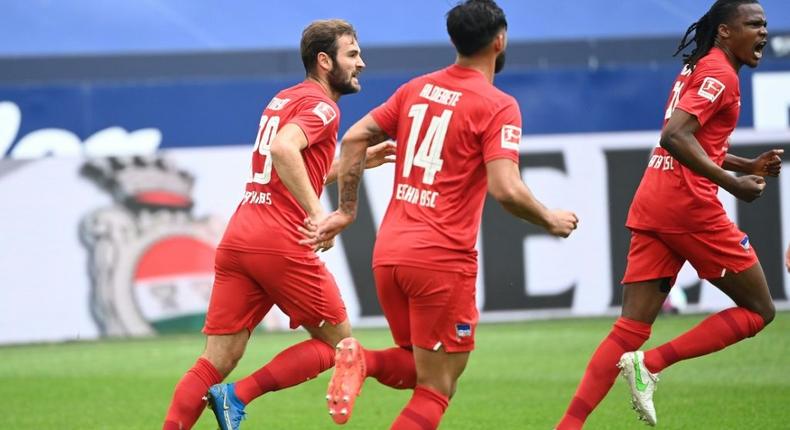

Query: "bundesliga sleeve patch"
left=312, top=101, right=337, bottom=126
left=698, top=77, right=726, bottom=102
left=500, top=125, right=521, bottom=151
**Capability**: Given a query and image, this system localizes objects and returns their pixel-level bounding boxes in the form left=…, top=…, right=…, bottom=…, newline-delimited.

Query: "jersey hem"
left=372, top=259, right=477, bottom=276
left=217, top=244, right=315, bottom=257
left=625, top=222, right=734, bottom=234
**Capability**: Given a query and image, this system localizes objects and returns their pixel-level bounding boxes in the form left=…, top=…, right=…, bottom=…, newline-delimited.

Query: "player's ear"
left=317, top=51, right=333, bottom=74
left=717, top=23, right=731, bottom=40
left=493, top=30, right=506, bottom=53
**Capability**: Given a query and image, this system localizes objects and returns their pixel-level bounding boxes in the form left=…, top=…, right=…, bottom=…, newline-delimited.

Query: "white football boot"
left=618, top=351, right=659, bottom=426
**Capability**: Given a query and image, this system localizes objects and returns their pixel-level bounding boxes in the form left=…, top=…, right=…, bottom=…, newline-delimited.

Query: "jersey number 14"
left=403, top=104, right=453, bottom=185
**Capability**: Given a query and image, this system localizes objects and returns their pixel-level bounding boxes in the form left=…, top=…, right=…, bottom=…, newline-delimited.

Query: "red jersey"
left=219, top=81, right=340, bottom=254
left=627, top=47, right=740, bottom=233
left=371, top=64, right=522, bottom=274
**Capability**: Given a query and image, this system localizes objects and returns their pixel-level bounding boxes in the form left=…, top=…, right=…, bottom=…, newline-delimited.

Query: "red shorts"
left=373, top=265, right=478, bottom=353
left=203, top=248, right=347, bottom=334
left=622, top=223, right=758, bottom=286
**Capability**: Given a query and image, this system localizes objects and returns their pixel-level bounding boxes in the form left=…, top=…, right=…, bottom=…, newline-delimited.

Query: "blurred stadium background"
left=1, top=1, right=789, bottom=428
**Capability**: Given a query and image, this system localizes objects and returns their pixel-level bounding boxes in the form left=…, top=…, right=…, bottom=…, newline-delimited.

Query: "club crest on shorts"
left=455, top=323, right=472, bottom=338
left=79, top=156, right=224, bottom=337
left=740, top=235, right=750, bottom=251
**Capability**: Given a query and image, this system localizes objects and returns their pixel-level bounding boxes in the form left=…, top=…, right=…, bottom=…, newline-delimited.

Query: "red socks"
left=163, top=357, right=222, bottom=430
left=234, top=338, right=335, bottom=405
left=364, top=347, right=417, bottom=389
left=556, top=317, right=651, bottom=430
left=391, top=385, right=449, bottom=430
left=644, top=307, right=765, bottom=373
left=556, top=308, right=766, bottom=429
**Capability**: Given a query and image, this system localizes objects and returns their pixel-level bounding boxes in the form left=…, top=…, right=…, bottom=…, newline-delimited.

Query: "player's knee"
left=448, top=381, right=459, bottom=399
left=201, top=349, right=243, bottom=377
left=759, top=303, right=775, bottom=327
left=316, top=329, right=350, bottom=348
left=748, top=299, right=776, bottom=328
left=416, top=375, right=454, bottom=397
left=215, top=356, right=241, bottom=377
left=334, top=327, right=353, bottom=344
left=308, top=319, right=352, bottom=348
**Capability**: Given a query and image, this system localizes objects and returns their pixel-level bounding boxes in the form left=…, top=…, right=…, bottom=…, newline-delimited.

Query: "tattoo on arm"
left=338, top=120, right=389, bottom=216
left=367, top=127, right=389, bottom=145
left=339, top=123, right=388, bottom=215
left=339, top=158, right=363, bottom=216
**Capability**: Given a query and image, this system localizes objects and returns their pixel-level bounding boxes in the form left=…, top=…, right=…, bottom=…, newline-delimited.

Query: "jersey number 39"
left=248, top=115, right=280, bottom=184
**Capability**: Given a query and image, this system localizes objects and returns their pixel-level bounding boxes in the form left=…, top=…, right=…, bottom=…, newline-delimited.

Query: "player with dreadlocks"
left=555, top=1, right=782, bottom=428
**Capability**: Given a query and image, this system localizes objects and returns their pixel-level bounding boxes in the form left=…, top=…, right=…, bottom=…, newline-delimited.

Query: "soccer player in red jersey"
left=556, top=1, right=782, bottom=428
left=302, top=1, right=578, bottom=428
left=161, top=19, right=397, bottom=430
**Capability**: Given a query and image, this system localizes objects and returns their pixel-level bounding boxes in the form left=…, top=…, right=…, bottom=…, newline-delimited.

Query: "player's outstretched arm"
left=722, top=149, right=783, bottom=177
left=661, top=110, right=766, bottom=202
left=301, top=114, right=390, bottom=246
left=486, top=158, right=578, bottom=238
left=786, top=243, right=790, bottom=273
left=325, top=140, right=396, bottom=184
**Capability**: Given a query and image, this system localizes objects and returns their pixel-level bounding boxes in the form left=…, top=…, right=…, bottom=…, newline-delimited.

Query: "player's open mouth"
left=754, top=40, right=767, bottom=59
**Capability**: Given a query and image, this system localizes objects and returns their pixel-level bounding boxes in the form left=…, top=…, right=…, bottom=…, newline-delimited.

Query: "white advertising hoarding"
left=0, top=130, right=788, bottom=344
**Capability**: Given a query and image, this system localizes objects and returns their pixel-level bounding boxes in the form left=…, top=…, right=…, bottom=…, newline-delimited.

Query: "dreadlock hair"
left=673, top=0, right=759, bottom=70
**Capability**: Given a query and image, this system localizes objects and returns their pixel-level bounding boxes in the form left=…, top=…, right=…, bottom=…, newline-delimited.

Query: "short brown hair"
left=300, top=19, right=358, bottom=76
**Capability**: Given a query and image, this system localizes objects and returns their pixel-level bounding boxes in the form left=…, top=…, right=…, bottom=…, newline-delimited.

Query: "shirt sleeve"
left=288, top=98, right=339, bottom=147
left=370, top=83, right=407, bottom=138
left=481, top=98, right=522, bottom=164
left=675, top=64, right=736, bottom=127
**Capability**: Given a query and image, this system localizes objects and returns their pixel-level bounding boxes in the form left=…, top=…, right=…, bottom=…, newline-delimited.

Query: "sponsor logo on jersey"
left=698, top=77, right=726, bottom=102
left=312, top=101, right=337, bottom=126
left=501, top=125, right=521, bottom=151
left=267, top=97, right=291, bottom=111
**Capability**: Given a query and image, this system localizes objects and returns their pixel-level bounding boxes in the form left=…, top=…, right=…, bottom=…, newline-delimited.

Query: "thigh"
left=203, top=248, right=274, bottom=335
left=709, top=260, right=775, bottom=322
left=397, top=266, right=478, bottom=353
left=661, top=224, right=758, bottom=280
left=374, top=265, right=412, bottom=348
left=622, top=229, right=685, bottom=286
left=244, top=253, right=347, bottom=330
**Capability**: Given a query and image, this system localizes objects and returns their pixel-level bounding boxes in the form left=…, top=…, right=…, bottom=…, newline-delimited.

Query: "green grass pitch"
left=2, top=312, right=789, bottom=429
